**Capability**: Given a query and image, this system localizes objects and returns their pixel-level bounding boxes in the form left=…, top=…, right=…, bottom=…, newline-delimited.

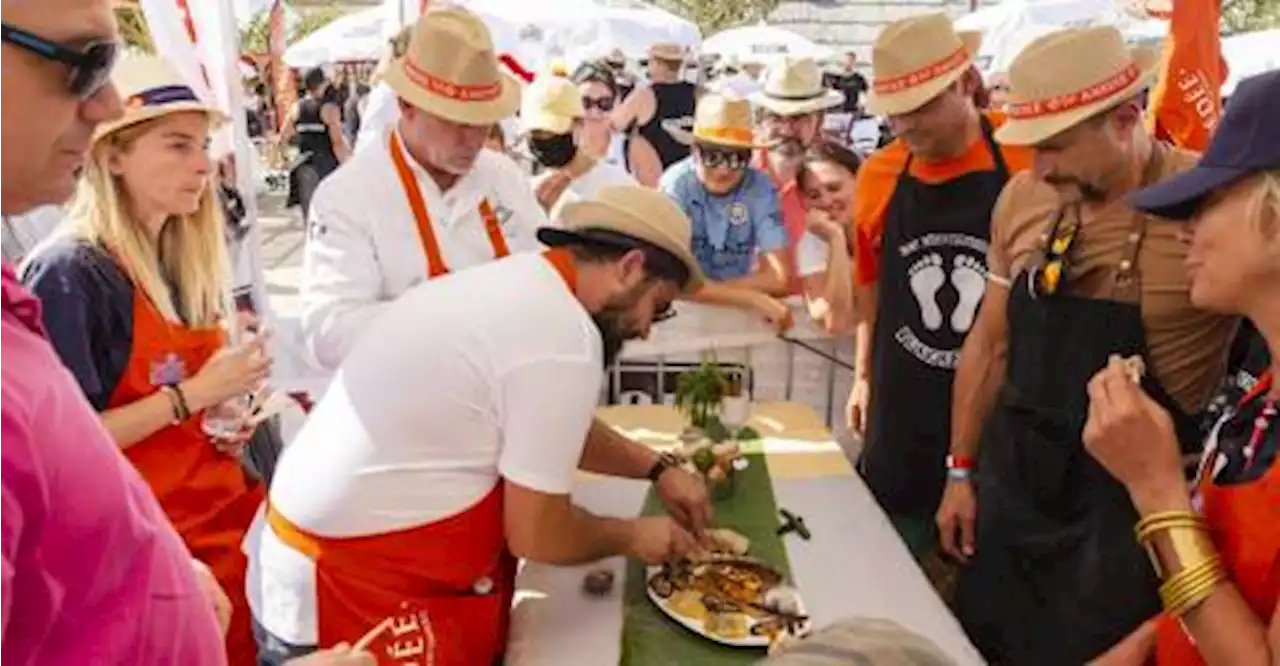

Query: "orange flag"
left=268, top=0, right=295, bottom=133
left=1145, top=0, right=1230, bottom=151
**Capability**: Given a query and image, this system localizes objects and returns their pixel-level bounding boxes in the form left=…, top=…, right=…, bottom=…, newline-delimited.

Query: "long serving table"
left=506, top=402, right=985, bottom=665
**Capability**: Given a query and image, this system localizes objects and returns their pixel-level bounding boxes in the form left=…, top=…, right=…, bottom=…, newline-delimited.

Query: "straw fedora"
left=749, top=57, right=845, bottom=117
left=520, top=76, right=583, bottom=135
left=665, top=94, right=762, bottom=150
left=995, top=26, right=1156, bottom=146
left=863, top=13, right=983, bottom=116
left=383, top=6, right=521, bottom=126
left=763, top=617, right=956, bottom=666
left=94, top=55, right=227, bottom=142
left=538, top=185, right=705, bottom=292
left=646, top=42, right=686, bottom=63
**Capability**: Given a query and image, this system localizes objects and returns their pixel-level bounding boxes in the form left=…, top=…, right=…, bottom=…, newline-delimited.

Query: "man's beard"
left=590, top=284, right=648, bottom=370
left=592, top=309, right=630, bottom=370
left=1044, top=175, right=1108, bottom=202
left=768, top=137, right=805, bottom=161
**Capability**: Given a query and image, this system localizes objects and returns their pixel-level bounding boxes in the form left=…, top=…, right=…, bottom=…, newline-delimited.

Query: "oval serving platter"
left=644, top=559, right=812, bottom=648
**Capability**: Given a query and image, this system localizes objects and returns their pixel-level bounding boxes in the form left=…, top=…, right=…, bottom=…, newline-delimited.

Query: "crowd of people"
left=2, top=0, right=1277, bottom=665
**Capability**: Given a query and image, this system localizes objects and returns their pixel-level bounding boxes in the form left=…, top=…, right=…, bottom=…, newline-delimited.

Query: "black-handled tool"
left=776, top=508, right=811, bottom=540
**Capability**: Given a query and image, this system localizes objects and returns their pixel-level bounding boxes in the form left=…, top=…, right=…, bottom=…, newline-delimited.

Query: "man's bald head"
left=1, top=0, right=123, bottom=214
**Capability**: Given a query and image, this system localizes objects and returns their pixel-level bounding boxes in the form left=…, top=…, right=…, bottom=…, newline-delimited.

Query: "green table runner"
left=620, top=454, right=792, bottom=665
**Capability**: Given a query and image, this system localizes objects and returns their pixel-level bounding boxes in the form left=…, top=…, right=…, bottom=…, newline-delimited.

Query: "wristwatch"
left=645, top=452, right=680, bottom=482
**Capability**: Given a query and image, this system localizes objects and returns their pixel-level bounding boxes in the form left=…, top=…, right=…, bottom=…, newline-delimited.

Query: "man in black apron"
left=938, top=27, right=1237, bottom=664
left=851, top=14, right=1025, bottom=559
left=283, top=68, right=348, bottom=225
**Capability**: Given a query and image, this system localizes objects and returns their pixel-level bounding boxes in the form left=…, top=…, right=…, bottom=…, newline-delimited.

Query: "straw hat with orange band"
left=995, top=26, right=1157, bottom=146
left=864, top=13, right=983, bottom=116
left=665, top=94, right=762, bottom=150
left=382, top=5, right=521, bottom=126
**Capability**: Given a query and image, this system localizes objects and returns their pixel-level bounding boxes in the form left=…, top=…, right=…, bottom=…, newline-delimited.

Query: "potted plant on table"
left=673, top=357, right=759, bottom=499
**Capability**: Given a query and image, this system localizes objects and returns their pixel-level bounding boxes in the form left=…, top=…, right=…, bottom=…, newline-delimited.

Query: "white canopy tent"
left=956, top=0, right=1166, bottom=73
left=1221, top=29, right=1280, bottom=96
left=701, top=23, right=834, bottom=65
left=284, top=5, right=526, bottom=68
left=376, top=0, right=699, bottom=72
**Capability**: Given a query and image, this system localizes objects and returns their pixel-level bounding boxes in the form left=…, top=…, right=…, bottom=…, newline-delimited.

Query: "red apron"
left=1155, top=372, right=1280, bottom=665
left=106, top=283, right=264, bottom=666
left=267, top=249, right=578, bottom=665
left=388, top=132, right=510, bottom=277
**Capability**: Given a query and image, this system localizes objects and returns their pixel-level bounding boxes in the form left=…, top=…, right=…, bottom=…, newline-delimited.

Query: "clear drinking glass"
left=202, top=396, right=251, bottom=440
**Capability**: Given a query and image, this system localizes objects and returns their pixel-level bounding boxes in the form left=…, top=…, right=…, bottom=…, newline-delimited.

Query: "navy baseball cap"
left=1130, top=69, right=1280, bottom=220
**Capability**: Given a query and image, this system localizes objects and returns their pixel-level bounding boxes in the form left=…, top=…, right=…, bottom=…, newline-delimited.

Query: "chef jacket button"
left=1128, top=232, right=1141, bottom=243
left=1119, top=259, right=1132, bottom=271
left=472, top=577, right=494, bottom=595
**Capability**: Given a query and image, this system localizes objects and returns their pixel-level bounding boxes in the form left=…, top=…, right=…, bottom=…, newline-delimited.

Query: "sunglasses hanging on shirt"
left=1, top=23, right=120, bottom=100
left=1028, top=205, right=1081, bottom=299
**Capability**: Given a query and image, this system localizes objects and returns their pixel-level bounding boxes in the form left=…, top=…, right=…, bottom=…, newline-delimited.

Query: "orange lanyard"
left=387, top=133, right=510, bottom=278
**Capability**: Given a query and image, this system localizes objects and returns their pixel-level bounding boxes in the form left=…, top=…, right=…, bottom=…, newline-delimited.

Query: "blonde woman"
left=23, top=56, right=267, bottom=666
left=1083, top=70, right=1279, bottom=666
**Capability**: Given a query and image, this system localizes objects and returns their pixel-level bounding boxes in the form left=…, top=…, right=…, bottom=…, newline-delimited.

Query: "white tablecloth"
left=506, top=403, right=985, bottom=665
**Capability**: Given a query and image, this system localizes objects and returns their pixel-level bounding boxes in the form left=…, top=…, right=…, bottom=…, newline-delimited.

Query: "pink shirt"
left=754, top=151, right=809, bottom=294
left=1, top=263, right=225, bottom=666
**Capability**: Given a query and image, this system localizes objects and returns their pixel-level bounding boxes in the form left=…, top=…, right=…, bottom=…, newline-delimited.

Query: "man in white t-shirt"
left=301, top=7, right=546, bottom=371
left=248, top=185, right=711, bottom=664
left=523, top=75, right=634, bottom=220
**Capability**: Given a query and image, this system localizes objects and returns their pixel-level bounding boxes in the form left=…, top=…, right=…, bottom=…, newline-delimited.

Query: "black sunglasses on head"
left=1, top=22, right=120, bottom=99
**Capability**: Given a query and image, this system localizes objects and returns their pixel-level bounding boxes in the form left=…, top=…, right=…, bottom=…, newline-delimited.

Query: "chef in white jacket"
left=302, top=7, right=546, bottom=371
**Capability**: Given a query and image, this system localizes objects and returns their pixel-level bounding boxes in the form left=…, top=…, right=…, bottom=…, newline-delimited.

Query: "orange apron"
left=1155, top=372, right=1280, bottom=665
left=106, top=283, right=264, bottom=666
left=267, top=249, right=578, bottom=665
left=388, top=132, right=510, bottom=277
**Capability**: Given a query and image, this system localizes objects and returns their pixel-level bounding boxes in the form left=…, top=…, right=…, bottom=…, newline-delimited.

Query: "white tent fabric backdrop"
left=1221, top=29, right=1280, bottom=96
left=374, top=0, right=698, bottom=72
left=956, top=0, right=1165, bottom=73
left=284, top=5, right=528, bottom=68
left=701, top=23, right=834, bottom=65
left=284, top=7, right=392, bottom=67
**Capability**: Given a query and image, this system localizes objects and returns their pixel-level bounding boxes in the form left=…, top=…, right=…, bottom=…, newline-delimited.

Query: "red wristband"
left=946, top=454, right=976, bottom=470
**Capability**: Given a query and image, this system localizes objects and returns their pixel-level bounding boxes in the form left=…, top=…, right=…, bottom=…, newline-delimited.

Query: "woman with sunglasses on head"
left=522, top=76, right=634, bottom=217
left=794, top=141, right=858, bottom=333
left=21, top=56, right=268, bottom=666
left=1081, top=70, right=1280, bottom=666
left=572, top=60, right=627, bottom=169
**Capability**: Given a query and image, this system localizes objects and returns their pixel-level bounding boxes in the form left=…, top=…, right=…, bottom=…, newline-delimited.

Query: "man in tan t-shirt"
left=933, top=27, right=1236, bottom=665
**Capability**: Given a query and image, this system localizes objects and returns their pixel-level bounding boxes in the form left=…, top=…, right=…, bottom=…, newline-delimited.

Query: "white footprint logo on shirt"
left=950, top=254, right=987, bottom=333
left=908, top=253, right=946, bottom=331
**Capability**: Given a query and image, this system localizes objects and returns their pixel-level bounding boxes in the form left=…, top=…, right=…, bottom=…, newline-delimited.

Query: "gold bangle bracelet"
left=1160, top=562, right=1219, bottom=611
left=1138, top=522, right=1215, bottom=579
left=1165, top=527, right=1216, bottom=569
left=1160, top=557, right=1225, bottom=615
left=1136, top=514, right=1206, bottom=543
left=1138, top=510, right=1202, bottom=527
left=1163, top=572, right=1223, bottom=616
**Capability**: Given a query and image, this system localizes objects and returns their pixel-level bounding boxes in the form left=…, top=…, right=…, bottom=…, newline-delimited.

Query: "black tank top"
left=295, top=95, right=338, bottom=170
left=635, top=81, right=695, bottom=170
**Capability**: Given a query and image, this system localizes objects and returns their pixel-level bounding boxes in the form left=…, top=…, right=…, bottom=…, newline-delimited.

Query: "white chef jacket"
left=301, top=130, right=547, bottom=370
